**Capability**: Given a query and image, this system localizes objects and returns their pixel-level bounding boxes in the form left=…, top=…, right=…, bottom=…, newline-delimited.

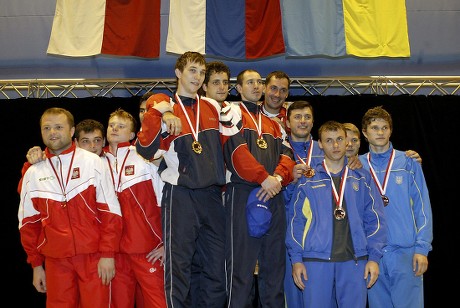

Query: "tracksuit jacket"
left=103, top=142, right=163, bottom=254
left=136, top=94, right=227, bottom=188
left=359, top=143, right=433, bottom=256
left=18, top=143, right=123, bottom=267
left=286, top=160, right=387, bottom=265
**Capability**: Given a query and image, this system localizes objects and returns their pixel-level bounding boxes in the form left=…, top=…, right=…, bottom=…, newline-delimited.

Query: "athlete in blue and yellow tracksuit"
left=361, top=143, right=433, bottom=308
left=286, top=159, right=387, bottom=307
left=283, top=135, right=324, bottom=307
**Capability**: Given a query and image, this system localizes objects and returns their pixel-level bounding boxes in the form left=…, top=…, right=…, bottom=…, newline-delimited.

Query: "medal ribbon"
left=106, top=148, right=131, bottom=193
left=323, top=161, right=348, bottom=210
left=48, top=150, right=76, bottom=206
left=241, top=102, right=263, bottom=140
left=175, top=94, right=200, bottom=143
left=367, top=149, right=395, bottom=196
left=290, top=139, right=314, bottom=167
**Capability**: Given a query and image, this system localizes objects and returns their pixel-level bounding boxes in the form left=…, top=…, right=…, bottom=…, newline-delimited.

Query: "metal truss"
left=1, top=76, right=460, bottom=99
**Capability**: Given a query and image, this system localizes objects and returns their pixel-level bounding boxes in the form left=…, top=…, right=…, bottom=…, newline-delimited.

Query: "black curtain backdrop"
left=3, top=95, right=454, bottom=306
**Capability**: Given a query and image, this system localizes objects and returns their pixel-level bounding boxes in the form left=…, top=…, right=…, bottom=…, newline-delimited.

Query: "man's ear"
left=236, top=83, right=242, bottom=94
left=285, top=120, right=291, bottom=129
left=175, top=68, right=181, bottom=79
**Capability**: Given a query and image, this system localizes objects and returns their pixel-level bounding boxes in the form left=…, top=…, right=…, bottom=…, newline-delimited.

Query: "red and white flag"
left=47, top=0, right=161, bottom=58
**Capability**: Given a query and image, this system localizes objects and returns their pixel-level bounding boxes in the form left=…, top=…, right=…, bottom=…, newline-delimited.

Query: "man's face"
left=76, top=130, right=105, bottom=156
left=139, top=100, right=147, bottom=123
left=318, top=129, right=347, bottom=162
left=362, top=118, right=392, bottom=148
left=176, top=61, right=206, bottom=97
left=345, top=130, right=360, bottom=157
left=107, top=116, right=135, bottom=145
left=286, top=107, right=314, bottom=142
left=237, top=71, right=264, bottom=103
left=202, top=71, right=229, bottom=104
left=41, top=113, right=74, bottom=155
left=264, top=77, right=289, bottom=113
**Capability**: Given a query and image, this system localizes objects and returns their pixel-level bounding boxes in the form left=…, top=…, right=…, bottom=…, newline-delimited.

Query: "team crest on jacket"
left=352, top=182, right=359, bottom=191
left=125, top=165, right=135, bottom=176
left=71, top=167, right=80, bottom=179
left=396, top=176, right=403, bottom=185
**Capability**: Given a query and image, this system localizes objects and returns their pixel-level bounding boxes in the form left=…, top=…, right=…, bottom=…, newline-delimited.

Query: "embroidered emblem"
left=125, top=165, right=134, bottom=176
left=352, top=182, right=359, bottom=191
left=71, top=168, right=80, bottom=179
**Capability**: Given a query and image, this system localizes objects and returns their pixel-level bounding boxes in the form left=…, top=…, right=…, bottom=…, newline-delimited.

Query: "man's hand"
left=162, top=111, right=182, bottom=135
left=406, top=150, right=422, bottom=165
left=364, top=260, right=379, bottom=288
left=292, top=164, right=310, bottom=183
left=260, top=175, right=282, bottom=202
left=413, top=253, right=428, bottom=276
left=27, top=146, right=46, bottom=164
left=347, top=155, right=362, bottom=170
left=98, top=257, right=116, bottom=286
left=292, top=262, right=307, bottom=290
left=146, top=245, right=165, bottom=266
left=32, top=265, right=47, bottom=293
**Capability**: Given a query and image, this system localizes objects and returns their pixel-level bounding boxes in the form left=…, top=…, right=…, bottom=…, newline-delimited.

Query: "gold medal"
left=334, top=208, right=346, bottom=220
left=256, top=138, right=268, bottom=149
left=381, top=195, right=389, bottom=207
left=303, top=167, right=315, bottom=178
left=192, top=141, right=202, bottom=154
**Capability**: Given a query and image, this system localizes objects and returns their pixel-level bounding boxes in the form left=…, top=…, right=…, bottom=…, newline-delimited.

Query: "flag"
left=281, top=0, right=410, bottom=58
left=47, top=0, right=161, bottom=58
left=281, top=0, right=346, bottom=57
left=343, top=0, right=410, bottom=57
left=166, top=0, right=285, bottom=59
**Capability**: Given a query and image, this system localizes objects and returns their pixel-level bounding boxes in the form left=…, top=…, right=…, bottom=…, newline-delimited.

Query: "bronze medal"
left=303, top=167, right=315, bottom=178
left=334, top=208, right=346, bottom=220
left=256, top=138, right=268, bottom=149
left=192, top=141, right=202, bottom=154
left=381, top=195, right=389, bottom=207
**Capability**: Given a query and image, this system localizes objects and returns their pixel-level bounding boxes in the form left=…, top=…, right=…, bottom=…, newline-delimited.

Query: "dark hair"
left=318, top=120, right=346, bottom=141
left=287, top=100, right=314, bottom=120
left=204, top=61, right=231, bottom=85
left=236, top=69, right=259, bottom=86
left=265, top=71, right=290, bottom=86
left=75, top=119, right=105, bottom=140
left=175, top=51, right=206, bottom=72
left=361, top=106, right=393, bottom=132
left=140, top=92, right=155, bottom=106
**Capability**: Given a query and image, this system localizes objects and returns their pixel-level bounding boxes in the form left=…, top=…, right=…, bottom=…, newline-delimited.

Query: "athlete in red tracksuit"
left=103, top=108, right=166, bottom=308
left=18, top=107, right=123, bottom=308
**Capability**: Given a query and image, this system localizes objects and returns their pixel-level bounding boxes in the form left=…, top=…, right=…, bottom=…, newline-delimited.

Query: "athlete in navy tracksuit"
left=135, top=51, right=235, bottom=308
left=224, top=95, right=295, bottom=307
left=136, top=93, right=230, bottom=307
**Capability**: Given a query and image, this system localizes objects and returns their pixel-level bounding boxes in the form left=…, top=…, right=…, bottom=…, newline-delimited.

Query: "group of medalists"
left=18, top=51, right=433, bottom=308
